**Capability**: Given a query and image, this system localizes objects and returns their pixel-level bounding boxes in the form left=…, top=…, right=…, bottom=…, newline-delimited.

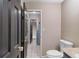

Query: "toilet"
left=46, top=39, right=74, bottom=58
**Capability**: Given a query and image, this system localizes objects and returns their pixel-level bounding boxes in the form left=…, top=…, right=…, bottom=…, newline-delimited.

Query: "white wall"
left=61, top=0, right=79, bottom=47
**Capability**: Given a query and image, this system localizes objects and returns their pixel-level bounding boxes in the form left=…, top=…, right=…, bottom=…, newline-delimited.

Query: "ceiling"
left=22, top=0, right=64, bottom=3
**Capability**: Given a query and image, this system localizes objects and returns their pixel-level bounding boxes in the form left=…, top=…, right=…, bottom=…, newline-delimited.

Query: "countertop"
left=62, top=48, right=79, bottom=58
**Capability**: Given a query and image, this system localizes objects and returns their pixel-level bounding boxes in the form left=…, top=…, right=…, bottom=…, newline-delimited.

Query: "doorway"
left=25, top=10, right=42, bottom=58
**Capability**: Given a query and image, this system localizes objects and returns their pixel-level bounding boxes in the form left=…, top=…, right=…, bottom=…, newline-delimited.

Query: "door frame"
left=27, top=9, right=43, bottom=57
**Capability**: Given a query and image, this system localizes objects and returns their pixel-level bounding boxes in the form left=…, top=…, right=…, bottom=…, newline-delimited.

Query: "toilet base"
left=46, top=50, right=64, bottom=58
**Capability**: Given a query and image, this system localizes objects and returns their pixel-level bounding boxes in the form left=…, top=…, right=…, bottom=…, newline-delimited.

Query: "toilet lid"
left=47, top=50, right=63, bottom=57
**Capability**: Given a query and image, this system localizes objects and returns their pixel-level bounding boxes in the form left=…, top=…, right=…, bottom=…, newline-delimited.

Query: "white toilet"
left=46, top=39, right=74, bottom=58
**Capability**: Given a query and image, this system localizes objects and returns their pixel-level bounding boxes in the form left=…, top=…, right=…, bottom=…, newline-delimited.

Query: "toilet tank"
left=60, top=39, right=74, bottom=49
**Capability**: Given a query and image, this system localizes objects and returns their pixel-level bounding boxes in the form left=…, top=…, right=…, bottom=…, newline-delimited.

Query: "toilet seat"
left=46, top=50, right=63, bottom=58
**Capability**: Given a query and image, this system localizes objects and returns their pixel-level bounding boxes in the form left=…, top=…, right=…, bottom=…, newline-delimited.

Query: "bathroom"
left=22, top=0, right=79, bottom=58
left=0, top=0, right=79, bottom=58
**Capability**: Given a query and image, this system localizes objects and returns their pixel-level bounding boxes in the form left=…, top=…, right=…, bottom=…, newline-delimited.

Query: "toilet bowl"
left=46, top=39, right=74, bottom=58
left=46, top=50, right=63, bottom=58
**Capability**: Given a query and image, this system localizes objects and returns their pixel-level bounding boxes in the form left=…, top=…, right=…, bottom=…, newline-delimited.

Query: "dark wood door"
left=0, top=0, right=24, bottom=58
left=0, top=0, right=21, bottom=58
left=8, top=0, right=21, bottom=57
left=9, top=6, right=19, bottom=58
left=0, top=0, right=9, bottom=57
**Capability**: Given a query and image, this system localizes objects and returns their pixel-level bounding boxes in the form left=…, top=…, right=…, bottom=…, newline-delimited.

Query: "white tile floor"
left=27, top=38, right=40, bottom=58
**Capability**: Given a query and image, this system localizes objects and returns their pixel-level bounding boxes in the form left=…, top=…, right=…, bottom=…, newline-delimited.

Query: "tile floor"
left=27, top=38, right=40, bottom=58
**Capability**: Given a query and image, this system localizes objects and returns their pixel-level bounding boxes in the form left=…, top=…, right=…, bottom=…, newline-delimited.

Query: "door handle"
left=17, top=46, right=23, bottom=51
left=14, top=45, right=23, bottom=52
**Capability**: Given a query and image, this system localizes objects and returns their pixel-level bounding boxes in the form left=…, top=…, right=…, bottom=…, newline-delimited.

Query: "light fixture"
left=32, top=11, right=37, bottom=14
left=25, top=0, right=64, bottom=3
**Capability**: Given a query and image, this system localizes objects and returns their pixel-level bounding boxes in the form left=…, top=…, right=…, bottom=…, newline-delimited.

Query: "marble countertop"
left=62, top=48, right=79, bottom=58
